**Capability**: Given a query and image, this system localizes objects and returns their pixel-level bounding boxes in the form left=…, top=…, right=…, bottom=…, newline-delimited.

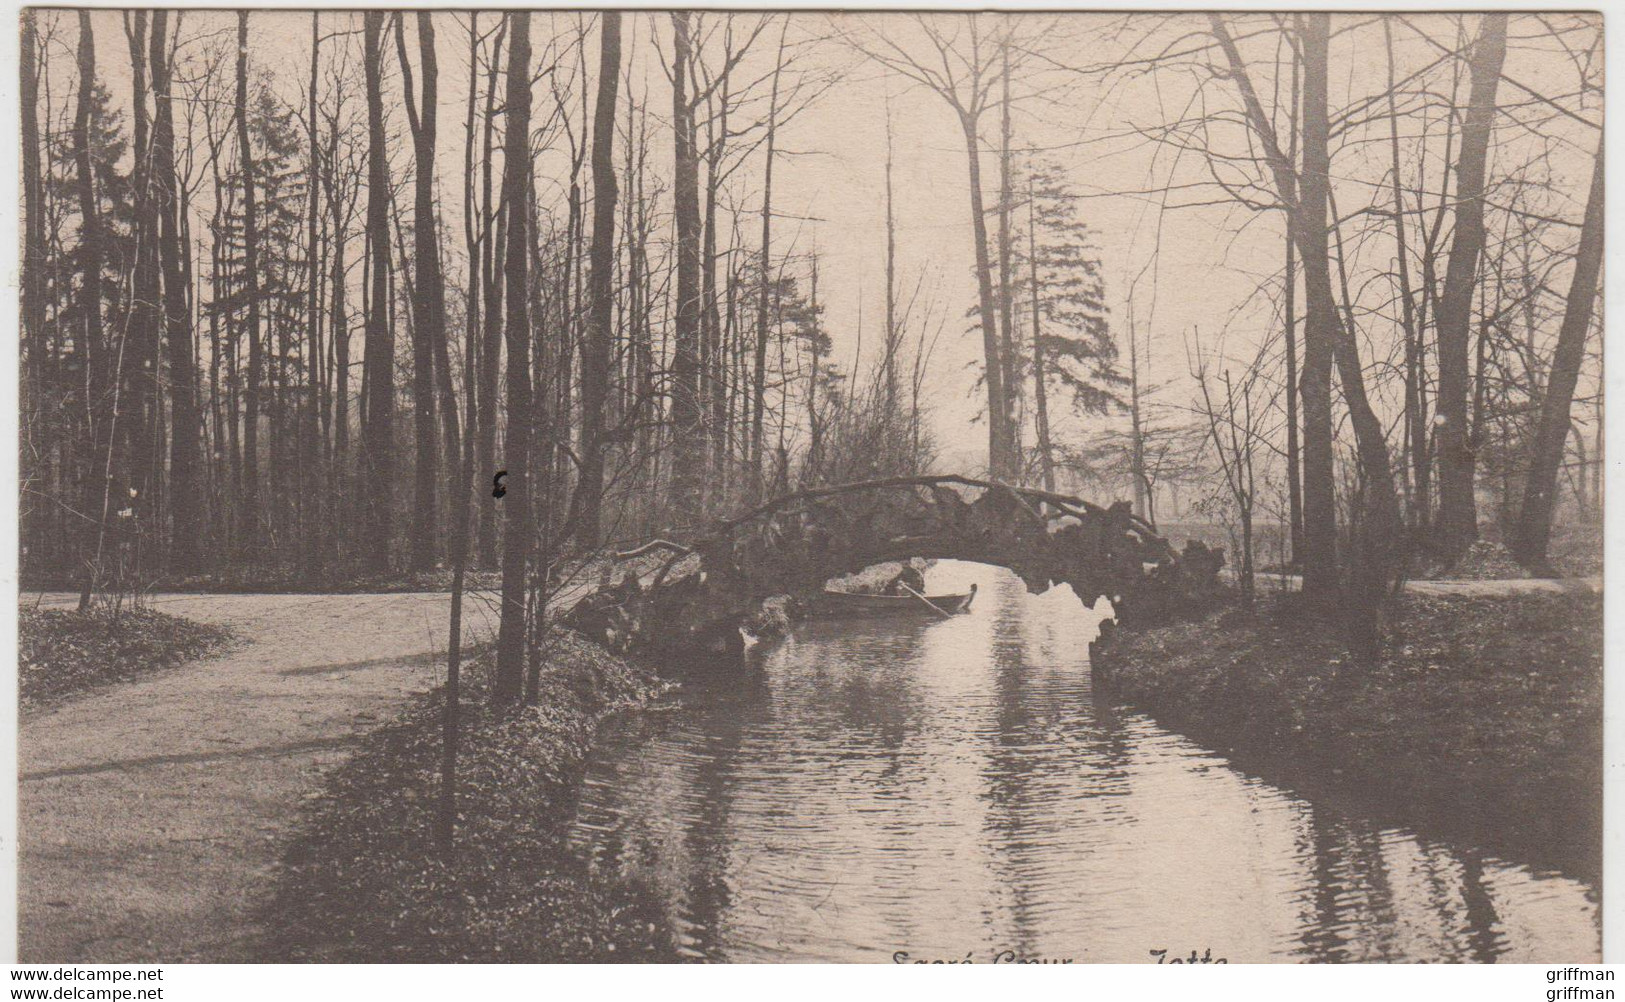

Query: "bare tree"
left=1434, top=14, right=1508, bottom=559
left=236, top=12, right=263, bottom=557
left=493, top=11, right=534, bottom=705
left=360, top=13, right=396, bottom=574
left=150, top=11, right=203, bottom=576
left=1513, top=136, right=1604, bottom=568
left=839, top=14, right=1018, bottom=478
left=397, top=12, right=452, bottom=571
left=73, top=10, right=108, bottom=608
left=575, top=12, right=623, bottom=547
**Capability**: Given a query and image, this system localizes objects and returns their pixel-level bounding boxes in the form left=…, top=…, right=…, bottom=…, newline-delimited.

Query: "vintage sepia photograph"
left=14, top=5, right=1606, bottom=967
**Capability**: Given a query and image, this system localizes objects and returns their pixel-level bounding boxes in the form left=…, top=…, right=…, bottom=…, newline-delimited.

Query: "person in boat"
left=884, top=565, right=927, bottom=596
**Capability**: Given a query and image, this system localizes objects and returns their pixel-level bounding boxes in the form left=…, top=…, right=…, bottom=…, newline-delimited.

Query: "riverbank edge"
left=1091, top=589, right=1603, bottom=883
left=258, top=629, right=681, bottom=962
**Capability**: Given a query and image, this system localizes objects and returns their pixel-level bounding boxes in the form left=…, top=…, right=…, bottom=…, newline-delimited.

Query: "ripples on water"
left=569, top=561, right=1599, bottom=963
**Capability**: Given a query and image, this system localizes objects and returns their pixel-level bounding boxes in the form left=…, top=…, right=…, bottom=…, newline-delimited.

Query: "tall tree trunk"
left=961, top=110, right=1011, bottom=480
left=1283, top=226, right=1302, bottom=565
left=576, top=12, right=622, bottom=548
left=1211, top=13, right=1337, bottom=597
left=751, top=27, right=787, bottom=498
left=493, top=11, right=534, bottom=705
left=996, top=41, right=1020, bottom=475
left=669, top=12, right=704, bottom=519
left=1287, top=14, right=1339, bottom=601
left=1434, top=13, right=1508, bottom=559
left=73, top=11, right=106, bottom=608
left=302, top=13, right=325, bottom=579
left=21, top=10, right=46, bottom=568
left=1328, top=194, right=1404, bottom=646
left=440, top=19, right=488, bottom=842
left=361, top=12, right=396, bottom=574
left=1514, top=137, right=1604, bottom=568
left=1283, top=43, right=1303, bottom=566
left=462, top=13, right=481, bottom=456
left=1027, top=177, right=1055, bottom=494
left=882, top=88, right=899, bottom=422
left=326, top=127, right=350, bottom=555
left=236, top=12, right=262, bottom=557
left=1385, top=19, right=1428, bottom=535
left=151, top=11, right=203, bottom=576
left=398, top=12, right=448, bottom=572
left=804, top=255, right=822, bottom=482
left=476, top=20, right=506, bottom=568
left=124, top=13, right=160, bottom=530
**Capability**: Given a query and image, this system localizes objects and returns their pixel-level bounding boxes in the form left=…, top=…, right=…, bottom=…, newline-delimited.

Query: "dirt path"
left=18, top=591, right=507, bottom=962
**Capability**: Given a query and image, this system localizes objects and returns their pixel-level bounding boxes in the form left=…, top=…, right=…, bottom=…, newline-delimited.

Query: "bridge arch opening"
left=565, top=476, right=1223, bottom=656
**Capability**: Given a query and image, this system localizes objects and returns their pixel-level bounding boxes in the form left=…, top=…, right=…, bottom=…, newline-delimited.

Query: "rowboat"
left=813, top=585, right=976, bottom=618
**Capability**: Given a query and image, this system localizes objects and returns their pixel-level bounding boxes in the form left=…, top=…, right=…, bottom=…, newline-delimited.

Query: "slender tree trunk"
left=576, top=12, right=622, bottom=548
left=361, top=12, right=395, bottom=574
left=1385, top=19, right=1428, bottom=535
left=997, top=41, right=1020, bottom=475
left=1027, top=178, right=1055, bottom=494
left=1283, top=44, right=1303, bottom=566
left=21, top=11, right=46, bottom=569
left=1435, top=13, right=1508, bottom=559
left=697, top=65, right=730, bottom=489
left=462, top=13, right=481, bottom=445
left=124, top=13, right=160, bottom=531
left=805, top=255, right=822, bottom=482
left=752, top=28, right=787, bottom=498
left=327, top=160, right=350, bottom=551
left=1283, top=228, right=1302, bottom=565
left=151, top=11, right=202, bottom=577
left=1290, top=14, right=1340, bottom=601
left=302, top=13, right=325, bottom=579
left=73, top=11, right=106, bottom=608
left=961, top=111, right=1011, bottom=479
left=882, top=88, right=899, bottom=422
left=236, top=12, right=262, bottom=557
left=1514, top=137, right=1604, bottom=568
left=493, top=11, right=534, bottom=705
left=670, top=13, right=704, bottom=519
left=476, top=21, right=506, bottom=568
left=440, top=86, right=487, bottom=853
left=398, top=12, right=448, bottom=572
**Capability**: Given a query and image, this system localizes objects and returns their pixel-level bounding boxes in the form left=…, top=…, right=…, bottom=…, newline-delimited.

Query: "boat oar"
left=900, top=583, right=955, bottom=619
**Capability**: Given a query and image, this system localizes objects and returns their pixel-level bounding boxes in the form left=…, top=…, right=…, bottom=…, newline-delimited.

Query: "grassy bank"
left=19, top=606, right=235, bottom=709
left=1094, top=590, right=1603, bottom=881
left=261, top=630, right=679, bottom=962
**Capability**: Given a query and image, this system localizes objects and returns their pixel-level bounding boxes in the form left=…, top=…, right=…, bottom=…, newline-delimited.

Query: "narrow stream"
left=569, top=561, right=1599, bottom=963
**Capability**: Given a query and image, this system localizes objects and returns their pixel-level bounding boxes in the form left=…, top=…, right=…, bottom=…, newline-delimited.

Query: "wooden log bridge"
left=564, top=475, right=1226, bottom=654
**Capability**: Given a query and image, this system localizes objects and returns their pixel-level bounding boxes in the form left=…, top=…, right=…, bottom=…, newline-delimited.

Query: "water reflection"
left=569, top=562, right=1599, bottom=963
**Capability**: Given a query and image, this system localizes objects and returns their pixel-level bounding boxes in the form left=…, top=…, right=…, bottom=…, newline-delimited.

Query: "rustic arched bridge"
left=565, top=475, right=1225, bottom=654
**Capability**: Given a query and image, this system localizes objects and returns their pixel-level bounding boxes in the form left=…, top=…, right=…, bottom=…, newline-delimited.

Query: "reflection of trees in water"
left=595, top=619, right=941, bottom=959
left=1293, top=802, right=1358, bottom=954
left=1457, top=851, right=1505, bottom=962
left=674, top=671, right=755, bottom=961
left=1290, top=799, right=1506, bottom=962
left=979, top=573, right=1133, bottom=955
left=572, top=567, right=1569, bottom=962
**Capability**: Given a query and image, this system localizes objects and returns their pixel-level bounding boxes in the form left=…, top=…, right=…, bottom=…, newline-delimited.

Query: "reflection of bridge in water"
left=567, top=475, right=1224, bottom=654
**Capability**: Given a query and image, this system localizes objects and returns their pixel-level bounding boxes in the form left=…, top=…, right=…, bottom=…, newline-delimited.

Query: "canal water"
left=568, top=561, right=1599, bottom=963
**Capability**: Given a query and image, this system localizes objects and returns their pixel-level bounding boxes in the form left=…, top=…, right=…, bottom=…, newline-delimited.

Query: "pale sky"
left=46, top=9, right=1604, bottom=481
